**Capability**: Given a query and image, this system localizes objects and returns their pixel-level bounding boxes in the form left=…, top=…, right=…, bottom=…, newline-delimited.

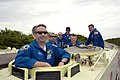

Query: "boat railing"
left=91, top=44, right=118, bottom=71
left=91, top=51, right=107, bottom=71
left=8, top=58, right=80, bottom=80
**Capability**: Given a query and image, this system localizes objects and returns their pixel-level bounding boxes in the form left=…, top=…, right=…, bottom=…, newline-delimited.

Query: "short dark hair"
left=48, top=32, right=54, bottom=36
left=32, top=24, right=46, bottom=34
left=88, top=24, right=94, bottom=28
left=71, top=34, right=76, bottom=36
left=66, top=27, right=70, bottom=31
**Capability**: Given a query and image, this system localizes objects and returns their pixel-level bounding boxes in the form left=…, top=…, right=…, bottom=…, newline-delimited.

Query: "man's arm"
left=33, top=61, right=51, bottom=67
left=58, top=58, right=68, bottom=66
left=56, top=48, right=70, bottom=66
left=85, top=34, right=91, bottom=45
left=15, top=49, right=37, bottom=69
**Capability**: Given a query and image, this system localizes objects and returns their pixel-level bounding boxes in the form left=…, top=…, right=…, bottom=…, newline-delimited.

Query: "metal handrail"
left=91, top=51, right=107, bottom=71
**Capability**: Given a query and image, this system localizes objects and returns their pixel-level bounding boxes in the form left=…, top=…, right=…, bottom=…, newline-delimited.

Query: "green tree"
left=0, top=28, right=34, bottom=49
left=0, top=28, right=88, bottom=49
left=76, top=34, right=87, bottom=44
left=105, top=38, right=120, bottom=47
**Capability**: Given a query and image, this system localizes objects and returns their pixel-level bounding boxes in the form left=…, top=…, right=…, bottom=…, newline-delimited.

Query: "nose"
left=41, top=33, right=45, bottom=35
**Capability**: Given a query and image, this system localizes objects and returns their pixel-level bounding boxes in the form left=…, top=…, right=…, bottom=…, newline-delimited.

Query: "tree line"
left=0, top=28, right=34, bottom=49
left=105, top=38, right=120, bottom=47
left=0, top=28, right=87, bottom=49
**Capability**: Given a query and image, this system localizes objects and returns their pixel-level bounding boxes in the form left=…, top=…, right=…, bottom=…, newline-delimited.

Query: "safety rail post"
left=91, top=51, right=106, bottom=71
left=103, top=52, right=107, bottom=66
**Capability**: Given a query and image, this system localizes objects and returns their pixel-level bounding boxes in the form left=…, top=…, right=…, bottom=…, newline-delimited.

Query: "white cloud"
left=0, top=0, right=120, bottom=40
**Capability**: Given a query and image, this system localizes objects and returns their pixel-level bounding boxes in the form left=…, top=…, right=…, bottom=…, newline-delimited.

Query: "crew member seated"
left=15, top=24, right=70, bottom=69
left=68, top=34, right=81, bottom=47
left=46, top=32, right=57, bottom=46
left=56, top=32, right=65, bottom=49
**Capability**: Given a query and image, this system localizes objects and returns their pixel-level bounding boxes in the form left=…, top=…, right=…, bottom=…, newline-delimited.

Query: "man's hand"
left=33, top=61, right=51, bottom=67
left=58, top=61, right=64, bottom=66
left=58, top=58, right=68, bottom=66
left=88, top=45, right=94, bottom=49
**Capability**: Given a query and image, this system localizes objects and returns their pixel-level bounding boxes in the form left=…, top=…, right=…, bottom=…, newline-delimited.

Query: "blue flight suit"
left=56, top=37, right=65, bottom=49
left=85, top=28, right=104, bottom=49
left=68, top=40, right=81, bottom=47
left=46, top=41, right=57, bottom=46
left=15, top=40, right=70, bottom=69
left=62, top=33, right=72, bottom=47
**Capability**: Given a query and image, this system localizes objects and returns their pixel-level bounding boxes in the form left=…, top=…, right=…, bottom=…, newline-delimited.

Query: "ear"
left=32, top=34, right=36, bottom=39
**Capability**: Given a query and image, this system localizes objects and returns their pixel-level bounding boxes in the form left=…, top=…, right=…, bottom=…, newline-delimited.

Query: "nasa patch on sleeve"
left=20, top=45, right=30, bottom=50
left=94, top=32, right=98, bottom=34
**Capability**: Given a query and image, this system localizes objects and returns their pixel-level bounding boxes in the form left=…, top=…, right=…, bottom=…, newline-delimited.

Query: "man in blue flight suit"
left=46, top=32, right=69, bottom=65
left=56, top=32, right=65, bottom=48
left=85, top=24, right=104, bottom=49
left=46, top=33, right=57, bottom=46
left=62, top=27, right=72, bottom=48
left=68, top=34, right=81, bottom=47
left=15, top=24, right=70, bottom=69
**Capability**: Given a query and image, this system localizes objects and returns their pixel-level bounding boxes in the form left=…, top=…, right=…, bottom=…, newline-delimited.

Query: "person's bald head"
left=58, top=32, right=63, bottom=39
left=58, top=32, right=63, bottom=35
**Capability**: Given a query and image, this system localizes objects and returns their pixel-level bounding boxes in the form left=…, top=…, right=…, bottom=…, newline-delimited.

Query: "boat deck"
left=0, top=53, right=16, bottom=68
left=0, top=43, right=119, bottom=80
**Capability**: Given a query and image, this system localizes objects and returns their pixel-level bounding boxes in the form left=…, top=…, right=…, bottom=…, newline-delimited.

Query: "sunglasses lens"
left=43, top=32, right=48, bottom=34
left=50, top=36, right=56, bottom=37
left=36, top=32, right=48, bottom=34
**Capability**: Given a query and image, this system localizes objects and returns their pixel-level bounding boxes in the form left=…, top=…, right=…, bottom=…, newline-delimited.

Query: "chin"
left=39, top=39, right=45, bottom=42
left=41, top=40, right=46, bottom=42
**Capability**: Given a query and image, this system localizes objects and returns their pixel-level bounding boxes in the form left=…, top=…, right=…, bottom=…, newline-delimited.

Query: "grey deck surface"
left=0, top=53, right=16, bottom=68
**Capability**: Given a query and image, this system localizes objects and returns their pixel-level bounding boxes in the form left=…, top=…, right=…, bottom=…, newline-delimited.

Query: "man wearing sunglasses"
left=15, top=24, right=70, bottom=68
left=46, top=33, right=57, bottom=46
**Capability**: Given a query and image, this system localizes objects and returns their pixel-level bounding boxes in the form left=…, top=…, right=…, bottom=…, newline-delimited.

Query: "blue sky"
left=0, top=0, right=120, bottom=39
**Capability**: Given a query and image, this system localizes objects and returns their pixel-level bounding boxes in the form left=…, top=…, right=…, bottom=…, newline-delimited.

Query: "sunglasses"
left=50, top=36, right=56, bottom=37
left=36, top=31, right=48, bottom=34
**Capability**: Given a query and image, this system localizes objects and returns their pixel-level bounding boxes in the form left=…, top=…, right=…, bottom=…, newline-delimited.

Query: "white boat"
left=0, top=42, right=120, bottom=80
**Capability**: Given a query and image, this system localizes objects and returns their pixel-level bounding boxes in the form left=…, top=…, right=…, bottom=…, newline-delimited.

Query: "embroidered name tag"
left=47, top=54, right=52, bottom=59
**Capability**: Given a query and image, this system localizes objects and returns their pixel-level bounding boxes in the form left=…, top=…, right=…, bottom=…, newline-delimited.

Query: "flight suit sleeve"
left=85, top=34, right=91, bottom=45
left=57, top=48, right=70, bottom=62
left=15, top=46, right=37, bottom=69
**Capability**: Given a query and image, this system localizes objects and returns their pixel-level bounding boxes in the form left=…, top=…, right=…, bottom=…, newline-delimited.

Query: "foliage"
left=1, top=27, right=119, bottom=49
left=0, top=28, right=87, bottom=49
left=0, top=28, right=34, bottom=49
left=105, top=38, right=120, bottom=47
left=76, top=34, right=87, bottom=44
